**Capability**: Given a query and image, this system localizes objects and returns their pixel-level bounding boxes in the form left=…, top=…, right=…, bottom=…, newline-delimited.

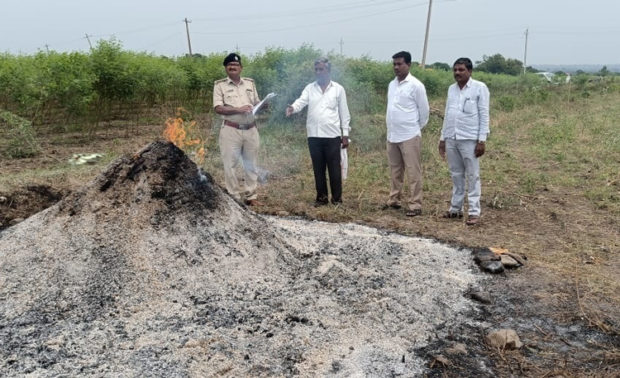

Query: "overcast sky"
left=2, top=0, right=618, bottom=65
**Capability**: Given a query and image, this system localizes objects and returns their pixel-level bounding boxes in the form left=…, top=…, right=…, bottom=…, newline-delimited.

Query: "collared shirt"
left=213, top=77, right=260, bottom=124
left=386, top=73, right=430, bottom=143
left=290, top=81, right=351, bottom=138
left=441, top=78, right=490, bottom=142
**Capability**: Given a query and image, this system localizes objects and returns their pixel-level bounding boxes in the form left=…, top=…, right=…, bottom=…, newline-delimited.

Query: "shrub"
left=0, top=110, right=40, bottom=158
left=496, top=95, right=516, bottom=112
left=90, top=39, right=137, bottom=102
left=34, top=51, right=95, bottom=116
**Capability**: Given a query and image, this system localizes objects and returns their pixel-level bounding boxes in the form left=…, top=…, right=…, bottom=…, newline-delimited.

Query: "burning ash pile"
left=0, top=141, right=482, bottom=376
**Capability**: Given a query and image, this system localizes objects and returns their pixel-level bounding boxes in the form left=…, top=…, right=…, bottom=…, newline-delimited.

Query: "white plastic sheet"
left=341, top=147, right=348, bottom=180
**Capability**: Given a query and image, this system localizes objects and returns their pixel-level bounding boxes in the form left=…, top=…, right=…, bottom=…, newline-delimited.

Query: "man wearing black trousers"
left=286, top=57, right=351, bottom=206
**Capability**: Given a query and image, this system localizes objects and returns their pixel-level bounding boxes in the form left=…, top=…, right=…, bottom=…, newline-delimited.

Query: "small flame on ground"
left=163, top=108, right=206, bottom=164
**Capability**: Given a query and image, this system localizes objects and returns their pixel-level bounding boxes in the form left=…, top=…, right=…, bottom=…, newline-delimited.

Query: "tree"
left=598, top=66, right=609, bottom=76
left=89, top=38, right=136, bottom=102
left=429, top=62, right=451, bottom=71
left=476, top=54, right=523, bottom=76
left=526, top=66, right=540, bottom=73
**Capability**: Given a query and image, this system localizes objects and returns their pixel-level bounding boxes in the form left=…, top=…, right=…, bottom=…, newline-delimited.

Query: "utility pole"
left=84, top=33, right=92, bottom=49
left=339, top=37, right=344, bottom=55
left=184, top=18, right=193, bottom=56
left=523, top=28, right=529, bottom=75
left=44, top=44, right=50, bottom=54
left=420, top=0, right=433, bottom=68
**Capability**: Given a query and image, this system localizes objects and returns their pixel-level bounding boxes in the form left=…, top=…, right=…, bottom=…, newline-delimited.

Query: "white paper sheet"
left=341, top=148, right=348, bottom=180
left=252, top=92, right=277, bottom=115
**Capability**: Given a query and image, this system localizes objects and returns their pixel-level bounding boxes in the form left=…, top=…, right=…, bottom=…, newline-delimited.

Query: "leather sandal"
left=245, top=199, right=264, bottom=207
left=466, top=216, right=480, bottom=226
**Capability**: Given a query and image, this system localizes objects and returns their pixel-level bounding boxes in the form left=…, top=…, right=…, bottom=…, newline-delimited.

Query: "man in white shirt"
left=286, top=58, right=351, bottom=206
left=385, top=51, right=430, bottom=217
left=438, top=57, right=490, bottom=225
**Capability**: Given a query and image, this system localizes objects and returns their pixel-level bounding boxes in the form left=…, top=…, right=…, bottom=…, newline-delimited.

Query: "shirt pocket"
left=245, top=88, right=255, bottom=103
left=395, top=91, right=412, bottom=109
left=463, top=98, right=477, bottom=114
left=324, top=96, right=338, bottom=110
left=224, top=89, right=239, bottom=104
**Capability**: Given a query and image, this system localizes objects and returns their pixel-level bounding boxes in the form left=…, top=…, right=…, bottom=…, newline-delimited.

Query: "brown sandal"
left=466, top=216, right=480, bottom=226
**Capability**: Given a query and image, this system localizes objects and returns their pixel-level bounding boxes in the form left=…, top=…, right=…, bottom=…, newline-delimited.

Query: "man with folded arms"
left=213, top=53, right=263, bottom=206
left=286, top=57, right=350, bottom=207
left=439, top=57, right=490, bottom=225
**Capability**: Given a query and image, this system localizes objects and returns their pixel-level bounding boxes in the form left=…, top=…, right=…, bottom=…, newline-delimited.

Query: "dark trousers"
left=308, top=137, right=342, bottom=203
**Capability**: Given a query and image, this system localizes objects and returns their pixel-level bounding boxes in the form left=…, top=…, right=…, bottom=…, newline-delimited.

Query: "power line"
left=88, top=21, right=180, bottom=39
left=191, top=0, right=411, bottom=22
left=139, top=32, right=184, bottom=51
left=193, top=2, right=429, bottom=36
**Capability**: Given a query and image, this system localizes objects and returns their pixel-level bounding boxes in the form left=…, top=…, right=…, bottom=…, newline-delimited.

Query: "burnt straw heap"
left=0, top=141, right=482, bottom=376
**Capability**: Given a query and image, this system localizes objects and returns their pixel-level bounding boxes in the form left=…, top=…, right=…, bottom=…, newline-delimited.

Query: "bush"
left=34, top=51, right=95, bottom=116
left=496, top=95, right=516, bottom=112
left=130, top=53, right=189, bottom=106
left=89, top=39, right=137, bottom=102
left=0, top=54, right=43, bottom=116
left=0, top=110, right=40, bottom=158
left=2, top=42, right=598, bottom=130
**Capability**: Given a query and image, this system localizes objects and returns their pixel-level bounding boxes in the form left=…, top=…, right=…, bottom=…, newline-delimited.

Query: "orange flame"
left=163, top=108, right=206, bottom=164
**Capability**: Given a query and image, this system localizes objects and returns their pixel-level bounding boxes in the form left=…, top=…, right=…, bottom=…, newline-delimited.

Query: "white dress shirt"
left=290, top=81, right=351, bottom=138
left=386, top=73, right=430, bottom=143
left=441, top=78, right=490, bottom=142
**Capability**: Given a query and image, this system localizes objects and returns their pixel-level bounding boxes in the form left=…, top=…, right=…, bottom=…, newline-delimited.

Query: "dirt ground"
left=1, top=124, right=618, bottom=376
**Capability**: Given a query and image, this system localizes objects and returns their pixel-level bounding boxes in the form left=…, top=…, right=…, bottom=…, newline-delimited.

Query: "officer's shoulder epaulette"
left=242, top=77, right=254, bottom=82
left=214, top=78, right=227, bottom=84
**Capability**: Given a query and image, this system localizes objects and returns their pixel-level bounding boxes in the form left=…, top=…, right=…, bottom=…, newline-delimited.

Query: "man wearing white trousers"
left=439, top=57, right=490, bottom=226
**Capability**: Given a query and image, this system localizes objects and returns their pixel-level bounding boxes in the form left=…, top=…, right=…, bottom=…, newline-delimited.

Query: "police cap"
left=223, top=53, right=241, bottom=66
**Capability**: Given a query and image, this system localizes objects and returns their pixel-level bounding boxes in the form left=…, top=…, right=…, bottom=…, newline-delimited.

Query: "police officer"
left=213, top=53, right=263, bottom=206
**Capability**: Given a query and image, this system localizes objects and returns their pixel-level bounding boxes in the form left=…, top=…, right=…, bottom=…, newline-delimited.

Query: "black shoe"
left=331, top=198, right=342, bottom=205
left=406, top=209, right=422, bottom=217
left=442, top=210, right=463, bottom=219
left=314, top=200, right=329, bottom=207
left=381, top=203, right=402, bottom=210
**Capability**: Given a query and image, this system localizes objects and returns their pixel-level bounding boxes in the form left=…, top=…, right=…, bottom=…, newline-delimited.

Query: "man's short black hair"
left=453, top=57, right=473, bottom=71
left=392, top=51, right=412, bottom=65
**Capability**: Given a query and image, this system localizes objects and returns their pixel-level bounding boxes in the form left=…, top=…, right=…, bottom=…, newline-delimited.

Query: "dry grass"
left=1, top=89, right=618, bottom=336
left=205, top=90, right=620, bottom=335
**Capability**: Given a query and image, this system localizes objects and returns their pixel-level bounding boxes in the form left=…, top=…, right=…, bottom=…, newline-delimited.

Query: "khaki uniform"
left=213, top=77, right=261, bottom=202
